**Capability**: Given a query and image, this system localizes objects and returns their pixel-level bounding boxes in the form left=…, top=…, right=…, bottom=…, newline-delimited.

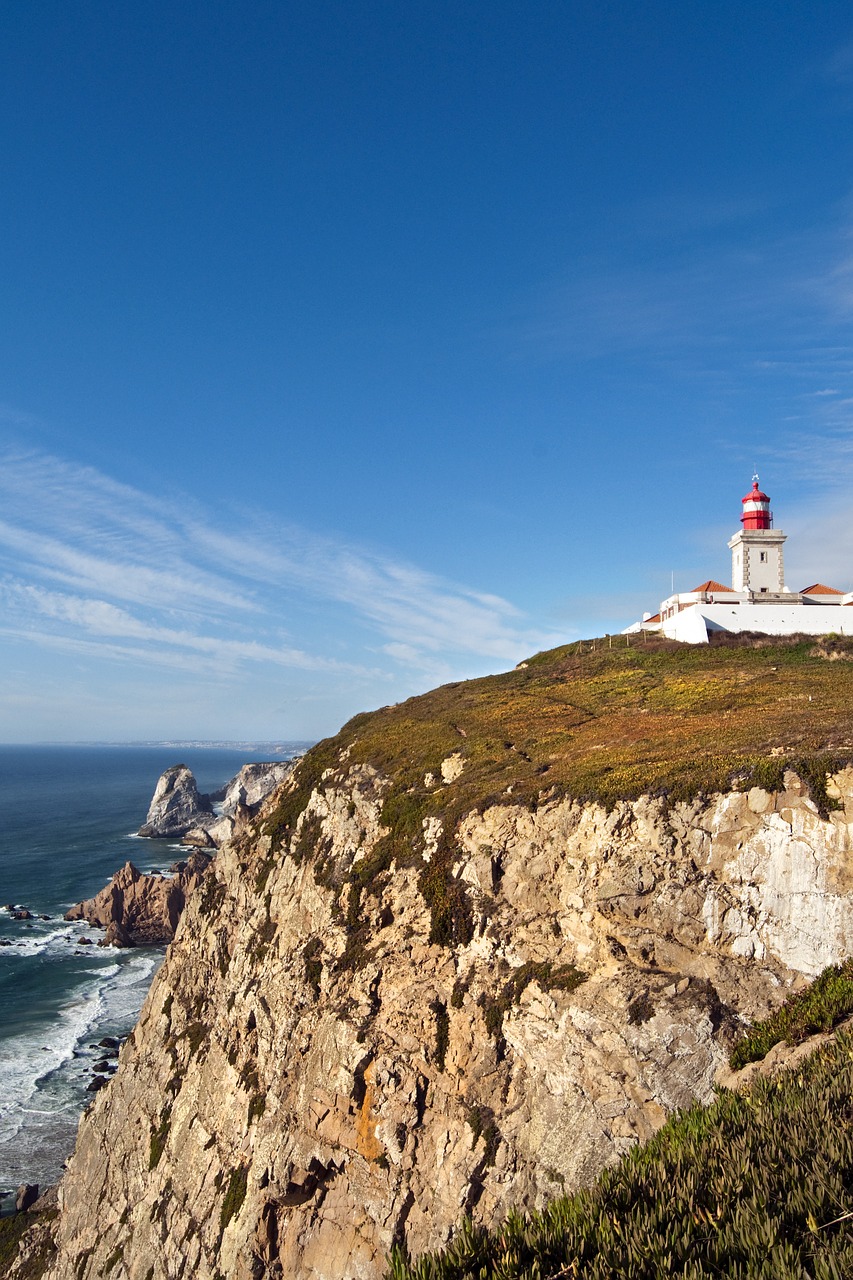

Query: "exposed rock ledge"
left=64, top=853, right=212, bottom=945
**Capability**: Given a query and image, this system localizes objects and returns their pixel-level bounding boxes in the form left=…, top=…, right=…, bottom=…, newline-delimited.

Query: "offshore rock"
left=15, top=1184, right=39, bottom=1213
left=184, top=761, right=297, bottom=848
left=65, top=855, right=212, bottom=945
left=138, top=763, right=213, bottom=838
left=37, top=762, right=853, bottom=1280
left=180, top=825, right=218, bottom=849
left=221, top=761, right=295, bottom=813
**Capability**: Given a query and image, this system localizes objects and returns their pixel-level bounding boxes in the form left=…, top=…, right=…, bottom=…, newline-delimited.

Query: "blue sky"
left=3, top=1, right=853, bottom=742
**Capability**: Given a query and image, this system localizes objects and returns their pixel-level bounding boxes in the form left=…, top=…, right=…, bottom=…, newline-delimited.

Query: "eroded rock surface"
left=221, top=762, right=295, bottom=814
left=65, top=854, right=212, bottom=945
left=138, top=764, right=213, bottom=838
left=36, top=764, right=853, bottom=1280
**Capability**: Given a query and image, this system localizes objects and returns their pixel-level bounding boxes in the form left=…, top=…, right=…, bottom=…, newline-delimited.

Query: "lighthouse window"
left=759, top=552, right=767, bottom=562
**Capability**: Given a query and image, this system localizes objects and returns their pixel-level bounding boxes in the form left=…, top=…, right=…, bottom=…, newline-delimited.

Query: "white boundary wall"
left=661, top=603, right=853, bottom=644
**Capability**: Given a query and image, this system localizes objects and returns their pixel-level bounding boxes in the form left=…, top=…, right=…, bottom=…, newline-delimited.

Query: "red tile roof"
left=690, top=580, right=730, bottom=593
left=800, top=583, right=843, bottom=595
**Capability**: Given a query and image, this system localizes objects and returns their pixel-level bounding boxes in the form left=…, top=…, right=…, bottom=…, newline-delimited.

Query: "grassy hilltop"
left=274, top=632, right=853, bottom=820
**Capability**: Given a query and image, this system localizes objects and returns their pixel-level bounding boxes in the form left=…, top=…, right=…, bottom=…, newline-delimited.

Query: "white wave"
left=0, top=984, right=105, bottom=1147
left=0, top=919, right=99, bottom=958
left=0, top=947, right=162, bottom=1176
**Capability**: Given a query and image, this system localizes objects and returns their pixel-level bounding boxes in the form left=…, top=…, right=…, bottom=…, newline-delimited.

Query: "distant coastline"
left=0, top=740, right=314, bottom=752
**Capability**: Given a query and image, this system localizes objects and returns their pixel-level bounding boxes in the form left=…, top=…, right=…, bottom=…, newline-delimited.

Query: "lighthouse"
left=727, top=476, right=788, bottom=594
left=625, top=474, right=853, bottom=641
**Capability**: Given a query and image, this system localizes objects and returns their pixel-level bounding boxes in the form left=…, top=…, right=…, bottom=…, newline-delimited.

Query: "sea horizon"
left=0, top=739, right=310, bottom=749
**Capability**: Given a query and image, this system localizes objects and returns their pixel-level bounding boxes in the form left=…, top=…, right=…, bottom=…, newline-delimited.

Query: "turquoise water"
left=0, top=743, right=307, bottom=1202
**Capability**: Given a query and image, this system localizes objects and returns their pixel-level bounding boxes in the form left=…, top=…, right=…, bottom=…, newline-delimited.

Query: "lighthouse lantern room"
left=727, top=476, right=787, bottom=594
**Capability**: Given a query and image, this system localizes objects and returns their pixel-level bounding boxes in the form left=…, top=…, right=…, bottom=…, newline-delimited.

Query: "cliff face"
left=41, top=754, right=853, bottom=1280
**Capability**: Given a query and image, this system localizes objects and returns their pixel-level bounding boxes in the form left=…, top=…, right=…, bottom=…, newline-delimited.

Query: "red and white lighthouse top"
left=741, top=476, right=771, bottom=530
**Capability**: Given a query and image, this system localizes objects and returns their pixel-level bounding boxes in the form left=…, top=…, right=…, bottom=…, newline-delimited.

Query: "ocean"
left=0, top=743, right=308, bottom=1207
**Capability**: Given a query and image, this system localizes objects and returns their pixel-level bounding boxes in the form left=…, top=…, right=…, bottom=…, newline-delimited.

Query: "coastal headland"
left=10, top=634, right=853, bottom=1278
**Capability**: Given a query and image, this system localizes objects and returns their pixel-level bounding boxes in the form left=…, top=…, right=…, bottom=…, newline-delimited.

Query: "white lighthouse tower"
left=727, top=476, right=788, bottom=595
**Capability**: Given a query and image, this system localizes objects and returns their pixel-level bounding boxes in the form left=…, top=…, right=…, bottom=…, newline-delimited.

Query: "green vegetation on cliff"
left=387, top=1031, right=853, bottom=1280
left=729, top=958, right=853, bottom=1070
left=0, top=1209, right=56, bottom=1280
left=272, top=633, right=853, bottom=823
left=262, top=633, right=853, bottom=946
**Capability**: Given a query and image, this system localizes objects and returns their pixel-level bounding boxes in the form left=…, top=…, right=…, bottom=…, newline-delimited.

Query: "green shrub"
left=431, top=999, right=449, bottom=1071
left=148, top=1106, right=172, bottom=1169
left=465, top=1106, right=500, bottom=1167
left=479, top=961, right=586, bottom=1039
left=182, top=1021, right=208, bottom=1058
left=450, top=979, right=467, bottom=1008
left=627, top=992, right=655, bottom=1025
left=303, top=938, right=323, bottom=999
left=729, top=957, right=853, bottom=1070
left=197, top=875, right=226, bottom=918
left=103, top=1245, right=123, bottom=1273
left=219, top=1165, right=249, bottom=1231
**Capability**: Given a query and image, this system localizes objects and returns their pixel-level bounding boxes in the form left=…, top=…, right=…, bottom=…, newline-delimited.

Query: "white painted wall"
left=661, top=603, right=853, bottom=644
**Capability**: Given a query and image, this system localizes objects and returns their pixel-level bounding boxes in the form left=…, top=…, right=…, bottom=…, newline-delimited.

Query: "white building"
left=626, top=477, right=853, bottom=643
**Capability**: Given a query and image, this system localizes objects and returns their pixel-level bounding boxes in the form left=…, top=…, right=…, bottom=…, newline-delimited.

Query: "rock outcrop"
left=139, top=760, right=297, bottom=846
left=184, top=761, right=296, bottom=849
left=65, top=854, right=212, bottom=945
left=221, top=761, right=295, bottom=813
left=138, top=764, right=214, bottom=838
left=38, top=757, right=853, bottom=1280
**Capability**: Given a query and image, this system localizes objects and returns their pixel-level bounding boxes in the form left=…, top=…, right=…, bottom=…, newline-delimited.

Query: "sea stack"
left=137, top=764, right=213, bottom=838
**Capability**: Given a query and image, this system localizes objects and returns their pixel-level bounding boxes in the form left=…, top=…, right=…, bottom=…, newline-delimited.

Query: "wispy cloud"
left=823, top=38, right=853, bottom=87
left=0, top=449, right=560, bottom=690
left=513, top=191, right=853, bottom=379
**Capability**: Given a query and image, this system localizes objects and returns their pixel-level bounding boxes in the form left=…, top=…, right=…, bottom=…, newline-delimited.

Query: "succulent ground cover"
left=387, top=1031, right=853, bottom=1280
left=729, top=958, right=853, bottom=1070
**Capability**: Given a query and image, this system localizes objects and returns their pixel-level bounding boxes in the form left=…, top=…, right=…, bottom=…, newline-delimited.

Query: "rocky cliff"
left=25, top=638, right=853, bottom=1279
